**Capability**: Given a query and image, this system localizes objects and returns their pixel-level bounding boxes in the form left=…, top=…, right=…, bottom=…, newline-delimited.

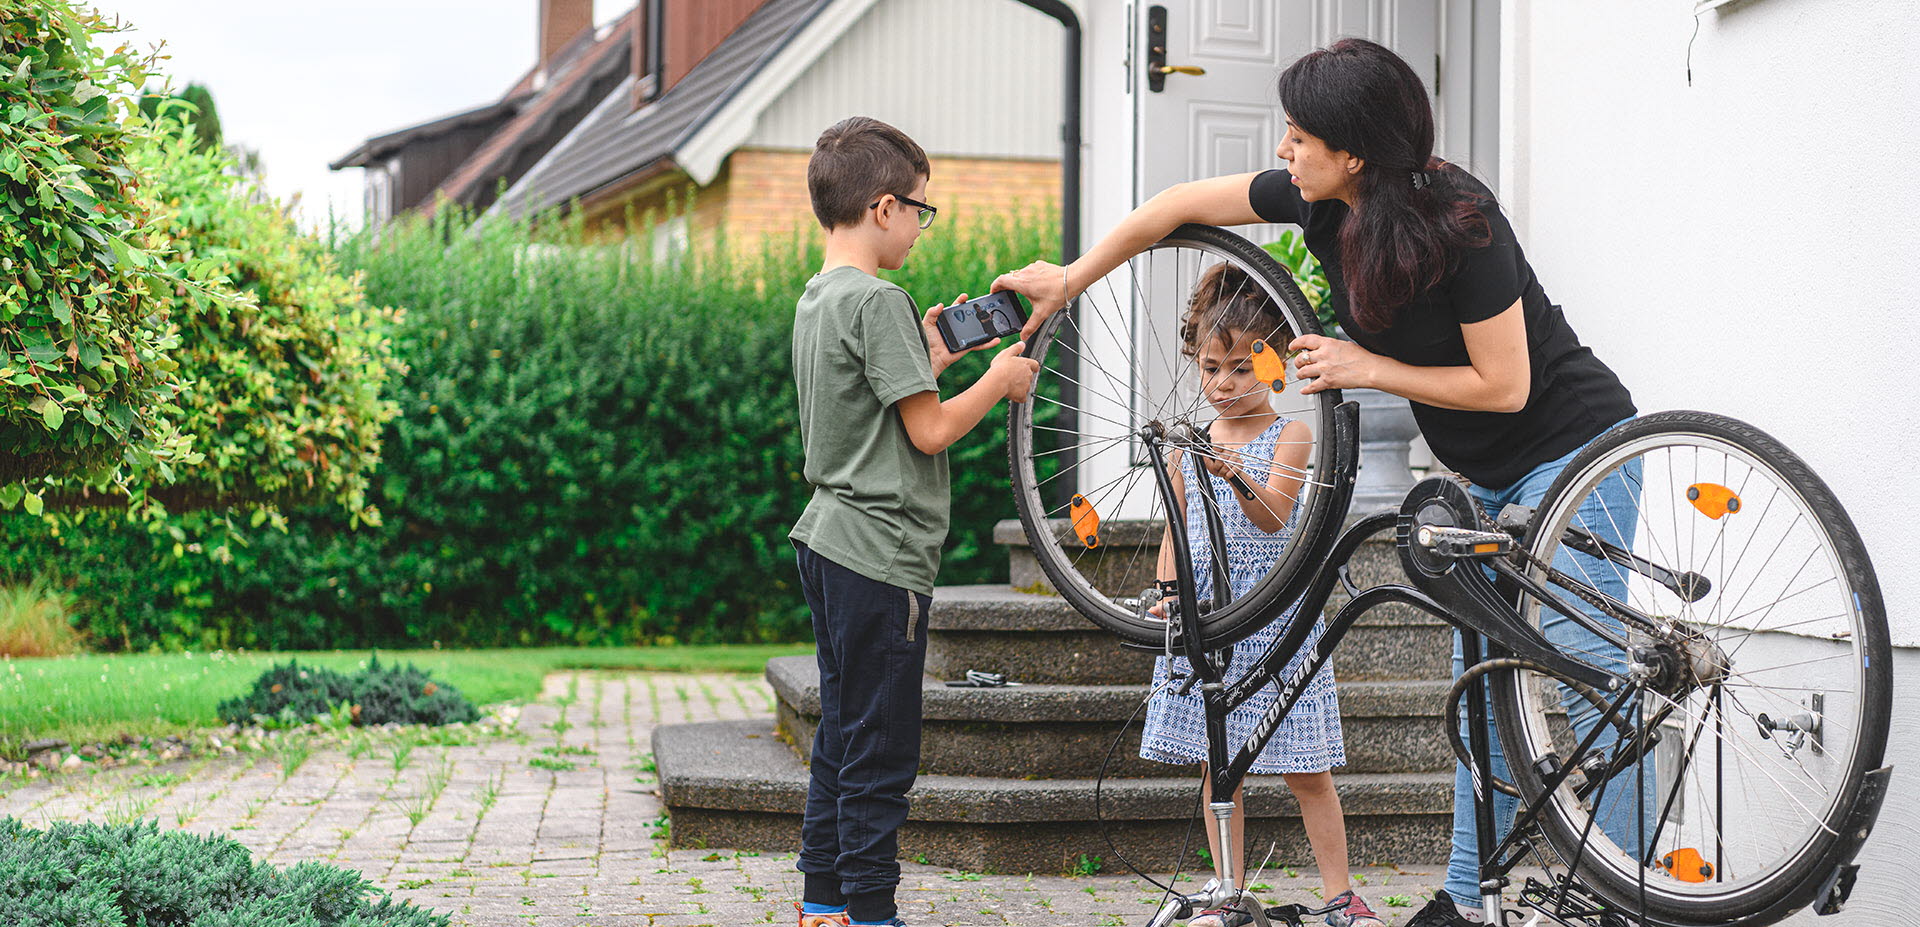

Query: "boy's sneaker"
left=793, top=902, right=850, bottom=927
left=1323, top=891, right=1386, bottom=927
left=846, top=920, right=906, bottom=926
left=1403, top=892, right=1474, bottom=927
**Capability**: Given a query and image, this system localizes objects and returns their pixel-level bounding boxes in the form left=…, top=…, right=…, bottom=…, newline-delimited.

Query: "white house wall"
left=1501, top=0, right=1920, bottom=648
left=744, top=0, right=1064, bottom=159
left=1506, top=2, right=1919, bottom=917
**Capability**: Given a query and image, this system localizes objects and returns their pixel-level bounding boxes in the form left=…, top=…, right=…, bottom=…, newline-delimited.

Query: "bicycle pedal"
left=1414, top=524, right=1514, bottom=558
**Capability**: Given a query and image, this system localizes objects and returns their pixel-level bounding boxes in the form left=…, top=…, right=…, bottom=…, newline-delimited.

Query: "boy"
left=788, top=117, right=1038, bottom=927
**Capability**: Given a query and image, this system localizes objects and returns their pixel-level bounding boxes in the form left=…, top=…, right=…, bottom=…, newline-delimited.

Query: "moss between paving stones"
left=0, top=817, right=447, bottom=925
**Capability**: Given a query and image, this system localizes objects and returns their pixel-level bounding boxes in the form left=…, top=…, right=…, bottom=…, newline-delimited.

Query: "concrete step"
left=923, top=584, right=1154, bottom=685
left=926, top=583, right=1452, bottom=685
left=767, top=656, right=1454, bottom=777
left=655, top=718, right=1454, bottom=873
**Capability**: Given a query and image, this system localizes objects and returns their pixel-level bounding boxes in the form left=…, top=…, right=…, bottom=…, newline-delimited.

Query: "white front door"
left=1132, top=0, right=1493, bottom=236
left=1077, top=1, right=1493, bottom=513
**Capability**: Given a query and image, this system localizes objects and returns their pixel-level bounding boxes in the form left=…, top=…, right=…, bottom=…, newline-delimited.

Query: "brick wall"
left=576, top=147, right=1060, bottom=253
left=724, top=148, right=1060, bottom=242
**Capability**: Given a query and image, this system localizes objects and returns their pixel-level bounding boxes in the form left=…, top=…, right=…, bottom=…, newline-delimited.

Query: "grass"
left=0, top=643, right=808, bottom=757
left=0, top=576, right=83, bottom=658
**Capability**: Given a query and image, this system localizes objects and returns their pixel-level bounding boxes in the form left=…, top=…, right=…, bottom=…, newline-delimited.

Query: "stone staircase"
left=655, top=518, right=1457, bottom=873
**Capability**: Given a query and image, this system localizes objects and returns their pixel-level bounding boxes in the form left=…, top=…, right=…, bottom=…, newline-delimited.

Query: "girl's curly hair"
left=1180, top=262, right=1294, bottom=358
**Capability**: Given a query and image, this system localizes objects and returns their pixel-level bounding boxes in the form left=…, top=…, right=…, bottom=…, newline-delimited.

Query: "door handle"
left=1156, top=65, right=1206, bottom=77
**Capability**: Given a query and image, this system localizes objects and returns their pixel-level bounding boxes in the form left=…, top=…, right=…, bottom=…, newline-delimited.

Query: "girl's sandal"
left=1323, top=891, right=1386, bottom=927
left=1189, top=908, right=1256, bottom=927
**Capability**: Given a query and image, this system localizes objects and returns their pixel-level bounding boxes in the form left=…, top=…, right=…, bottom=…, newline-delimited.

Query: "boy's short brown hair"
left=808, top=117, right=930, bottom=229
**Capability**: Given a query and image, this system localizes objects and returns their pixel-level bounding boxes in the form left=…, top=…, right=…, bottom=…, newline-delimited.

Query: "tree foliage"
left=0, top=1, right=200, bottom=494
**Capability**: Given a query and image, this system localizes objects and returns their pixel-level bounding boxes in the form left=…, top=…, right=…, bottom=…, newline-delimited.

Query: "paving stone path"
left=0, top=672, right=1452, bottom=926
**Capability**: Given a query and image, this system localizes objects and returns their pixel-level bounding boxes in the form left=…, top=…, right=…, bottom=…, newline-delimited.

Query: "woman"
left=994, top=38, right=1643, bottom=927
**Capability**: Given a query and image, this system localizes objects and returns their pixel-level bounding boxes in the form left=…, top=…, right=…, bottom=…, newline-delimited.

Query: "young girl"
left=1138, top=263, right=1382, bottom=927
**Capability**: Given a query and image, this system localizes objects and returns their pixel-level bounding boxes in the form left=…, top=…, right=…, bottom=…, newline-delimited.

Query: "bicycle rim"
left=1008, top=224, right=1346, bottom=651
left=1495, top=411, right=1890, bottom=923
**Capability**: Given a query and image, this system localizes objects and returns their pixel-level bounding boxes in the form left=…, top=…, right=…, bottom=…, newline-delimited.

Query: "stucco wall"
left=1505, top=2, right=1920, bottom=916
left=1501, top=0, right=1920, bottom=648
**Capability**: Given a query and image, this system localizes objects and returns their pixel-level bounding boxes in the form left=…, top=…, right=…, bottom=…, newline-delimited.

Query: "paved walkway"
left=0, top=672, right=1448, bottom=926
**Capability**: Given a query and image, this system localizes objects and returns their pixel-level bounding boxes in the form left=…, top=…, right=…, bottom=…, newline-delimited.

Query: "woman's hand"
left=923, top=295, right=995, bottom=376
left=1287, top=333, right=1380, bottom=394
left=991, top=260, right=1072, bottom=341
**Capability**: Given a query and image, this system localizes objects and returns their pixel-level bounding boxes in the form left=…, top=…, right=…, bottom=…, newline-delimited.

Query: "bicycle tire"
left=1491, top=411, right=1892, bottom=925
left=1008, top=223, right=1351, bottom=651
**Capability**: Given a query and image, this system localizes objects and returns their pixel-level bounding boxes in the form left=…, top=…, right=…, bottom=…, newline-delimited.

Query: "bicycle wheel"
left=1008, top=224, right=1350, bottom=651
left=1491, top=411, right=1891, bottom=925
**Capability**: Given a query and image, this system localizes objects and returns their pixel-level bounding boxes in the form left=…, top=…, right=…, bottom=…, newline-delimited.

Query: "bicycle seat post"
left=1208, top=800, right=1238, bottom=897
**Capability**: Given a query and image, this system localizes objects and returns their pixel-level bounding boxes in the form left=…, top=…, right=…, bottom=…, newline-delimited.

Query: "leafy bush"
left=0, top=205, right=1056, bottom=648
left=0, top=1, right=202, bottom=491
left=0, top=817, right=447, bottom=926
left=215, top=657, right=479, bottom=727
left=85, top=118, right=402, bottom=517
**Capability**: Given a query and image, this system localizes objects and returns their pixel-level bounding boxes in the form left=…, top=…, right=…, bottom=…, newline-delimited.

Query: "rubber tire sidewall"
left=1489, top=410, right=1893, bottom=926
left=1008, top=224, right=1348, bottom=652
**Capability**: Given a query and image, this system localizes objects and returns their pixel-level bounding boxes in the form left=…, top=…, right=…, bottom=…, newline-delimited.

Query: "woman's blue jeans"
left=1444, top=428, right=1653, bottom=909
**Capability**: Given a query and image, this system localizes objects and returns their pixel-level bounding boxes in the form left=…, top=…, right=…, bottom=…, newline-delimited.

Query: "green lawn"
left=0, top=644, right=810, bottom=756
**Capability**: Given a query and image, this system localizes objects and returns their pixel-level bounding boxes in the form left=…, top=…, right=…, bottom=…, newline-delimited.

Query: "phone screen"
left=941, top=292, right=1025, bottom=350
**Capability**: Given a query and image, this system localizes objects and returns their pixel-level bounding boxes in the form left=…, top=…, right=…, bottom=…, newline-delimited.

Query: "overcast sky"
left=99, top=0, right=628, bottom=230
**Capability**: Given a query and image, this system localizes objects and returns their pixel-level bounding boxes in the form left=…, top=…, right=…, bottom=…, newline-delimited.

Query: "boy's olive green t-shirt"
left=789, top=265, right=948, bottom=595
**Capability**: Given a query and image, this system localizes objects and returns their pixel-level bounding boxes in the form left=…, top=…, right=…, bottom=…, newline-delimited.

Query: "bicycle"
left=1007, top=224, right=1893, bottom=927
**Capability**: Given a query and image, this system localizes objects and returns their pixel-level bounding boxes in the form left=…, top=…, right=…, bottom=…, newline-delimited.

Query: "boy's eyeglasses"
left=870, top=194, right=938, bottom=229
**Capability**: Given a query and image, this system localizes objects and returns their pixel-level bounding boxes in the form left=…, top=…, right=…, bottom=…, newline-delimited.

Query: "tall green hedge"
left=0, top=204, right=1057, bottom=648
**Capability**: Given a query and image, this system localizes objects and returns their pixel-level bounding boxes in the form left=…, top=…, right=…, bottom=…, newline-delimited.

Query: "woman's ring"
left=1302, top=351, right=1313, bottom=365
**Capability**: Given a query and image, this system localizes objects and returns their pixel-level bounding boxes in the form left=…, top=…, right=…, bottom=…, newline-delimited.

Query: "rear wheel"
left=1492, top=411, right=1891, bottom=925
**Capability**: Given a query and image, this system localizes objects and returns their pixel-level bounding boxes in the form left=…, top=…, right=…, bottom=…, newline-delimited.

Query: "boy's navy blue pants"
left=793, top=541, right=930, bottom=924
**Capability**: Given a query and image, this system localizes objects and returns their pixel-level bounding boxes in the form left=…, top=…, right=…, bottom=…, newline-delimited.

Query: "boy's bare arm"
left=896, top=342, right=1038, bottom=455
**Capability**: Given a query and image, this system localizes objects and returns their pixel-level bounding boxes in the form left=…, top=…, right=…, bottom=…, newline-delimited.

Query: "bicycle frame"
left=1136, top=401, right=1658, bottom=927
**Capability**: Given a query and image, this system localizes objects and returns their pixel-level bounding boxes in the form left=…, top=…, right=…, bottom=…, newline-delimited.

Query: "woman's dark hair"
left=1276, top=38, right=1490, bottom=331
left=1181, top=263, right=1293, bottom=357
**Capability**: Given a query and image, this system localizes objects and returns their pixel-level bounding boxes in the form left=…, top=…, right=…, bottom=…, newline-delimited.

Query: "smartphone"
left=934, top=291, right=1027, bottom=354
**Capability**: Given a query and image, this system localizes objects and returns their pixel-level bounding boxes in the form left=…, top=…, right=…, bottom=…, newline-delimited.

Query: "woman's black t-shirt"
left=1248, top=168, right=1635, bottom=489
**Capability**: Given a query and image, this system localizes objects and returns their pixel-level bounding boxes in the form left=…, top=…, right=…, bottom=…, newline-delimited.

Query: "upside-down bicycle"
left=1007, top=225, right=1893, bottom=927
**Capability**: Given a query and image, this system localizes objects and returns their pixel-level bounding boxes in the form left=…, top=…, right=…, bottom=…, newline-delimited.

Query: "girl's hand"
left=924, top=295, right=995, bottom=376
left=1197, top=450, right=1240, bottom=482
left=991, top=260, right=1072, bottom=341
left=1287, top=333, right=1379, bottom=394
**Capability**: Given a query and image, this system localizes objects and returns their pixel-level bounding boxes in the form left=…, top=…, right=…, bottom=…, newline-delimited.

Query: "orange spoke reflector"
left=1070, top=493, right=1101, bottom=548
left=1686, top=483, right=1742, bottom=520
left=1660, top=848, right=1714, bottom=883
left=1250, top=339, right=1287, bottom=393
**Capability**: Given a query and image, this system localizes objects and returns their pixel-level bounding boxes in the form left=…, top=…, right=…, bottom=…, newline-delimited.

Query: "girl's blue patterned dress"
left=1138, top=415, right=1347, bottom=774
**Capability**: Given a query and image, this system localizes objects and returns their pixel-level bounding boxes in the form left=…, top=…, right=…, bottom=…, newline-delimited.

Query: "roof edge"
left=331, top=96, right=526, bottom=170
left=674, top=0, right=870, bottom=186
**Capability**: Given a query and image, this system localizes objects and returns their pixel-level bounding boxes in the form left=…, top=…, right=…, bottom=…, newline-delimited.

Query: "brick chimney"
left=538, top=0, right=594, bottom=74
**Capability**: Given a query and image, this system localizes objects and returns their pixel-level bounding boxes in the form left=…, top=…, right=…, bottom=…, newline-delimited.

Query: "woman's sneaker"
left=1323, top=891, right=1386, bottom=927
left=794, top=902, right=850, bottom=927
left=1403, top=893, right=1474, bottom=927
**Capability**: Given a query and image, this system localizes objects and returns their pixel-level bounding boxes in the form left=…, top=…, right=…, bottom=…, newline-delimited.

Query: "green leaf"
left=41, top=400, right=66, bottom=430
left=22, top=492, right=43, bottom=516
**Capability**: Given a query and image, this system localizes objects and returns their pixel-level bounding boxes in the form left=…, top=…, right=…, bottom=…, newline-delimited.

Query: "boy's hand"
left=924, top=294, right=997, bottom=376
left=991, top=341, right=1040, bottom=402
